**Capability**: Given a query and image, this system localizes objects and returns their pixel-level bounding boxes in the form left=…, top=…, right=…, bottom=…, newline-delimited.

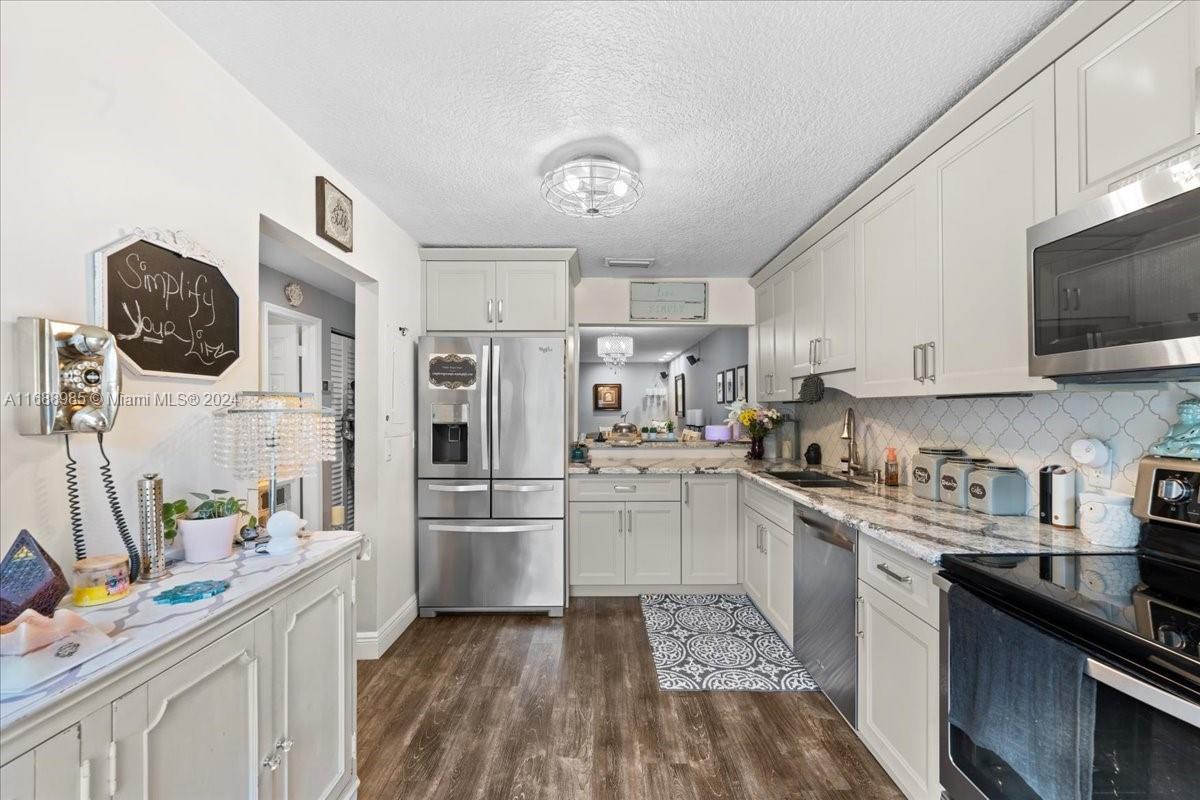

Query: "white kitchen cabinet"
left=112, top=611, right=276, bottom=800
left=765, top=521, right=794, bottom=643
left=857, top=581, right=940, bottom=800
left=0, top=708, right=109, bottom=800
left=626, top=502, right=682, bottom=584
left=769, top=267, right=794, bottom=399
left=275, top=562, right=355, bottom=800
left=922, top=67, right=1057, bottom=395
left=425, top=260, right=496, bottom=331
left=1056, top=0, right=1200, bottom=212
left=742, top=506, right=769, bottom=607
left=855, top=171, right=933, bottom=398
left=788, top=250, right=822, bottom=376
left=681, top=475, right=738, bottom=584
left=569, top=501, right=627, bottom=585
left=815, top=220, right=856, bottom=374
left=754, top=282, right=774, bottom=401
left=495, top=260, right=567, bottom=331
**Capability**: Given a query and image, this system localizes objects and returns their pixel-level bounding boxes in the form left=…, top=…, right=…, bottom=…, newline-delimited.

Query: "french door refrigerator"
left=417, top=336, right=566, bottom=616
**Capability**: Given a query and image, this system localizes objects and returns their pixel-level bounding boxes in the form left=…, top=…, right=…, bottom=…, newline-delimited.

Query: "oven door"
left=937, top=578, right=1200, bottom=800
left=1027, top=160, right=1200, bottom=380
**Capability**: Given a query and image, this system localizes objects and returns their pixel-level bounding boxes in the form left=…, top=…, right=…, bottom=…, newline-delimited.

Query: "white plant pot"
left=177, top=515, right=238, bottom=563
left=1078, top=492, right=1140, bottom=548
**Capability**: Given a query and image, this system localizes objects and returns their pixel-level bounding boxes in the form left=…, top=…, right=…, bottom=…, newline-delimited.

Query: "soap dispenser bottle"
left=884, top=448, right=900, bottom=487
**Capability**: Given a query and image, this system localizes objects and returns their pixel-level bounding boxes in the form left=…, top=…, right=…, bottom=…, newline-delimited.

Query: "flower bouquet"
left=726, top=401, right=783, bottom=460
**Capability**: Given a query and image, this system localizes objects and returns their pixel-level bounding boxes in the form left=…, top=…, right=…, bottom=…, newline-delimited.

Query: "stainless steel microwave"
left=1027, top=160, right=1200, bottom=382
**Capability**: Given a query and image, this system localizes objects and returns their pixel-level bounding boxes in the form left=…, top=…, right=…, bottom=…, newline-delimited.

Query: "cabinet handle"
left=1062, top=287, right=1070, bottom=311
left=617, top=509, right=623, bottom=535
left=912, top=344, right=924, bottom=383
left=855, top=596, right=864, bottom=638
left=613, top=484, right=637, bottom=493
left=925, top=341, right=936, bottom=383
left=262, top=751, right=281, bottom=771
left=684, top=481, right=690, bottom=504
left=487, top=298, right=494, bottom=323
left=876, top=562, right=912, bottom=584
left=498, top=298, right=504, bottom=323
left=1071, top=288, right=1080, bottom=311
left=627, top=508, right=633, bottom=532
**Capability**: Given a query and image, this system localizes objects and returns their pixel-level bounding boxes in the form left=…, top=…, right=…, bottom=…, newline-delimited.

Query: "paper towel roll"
left=1051, top=467, right=1076, bottom=528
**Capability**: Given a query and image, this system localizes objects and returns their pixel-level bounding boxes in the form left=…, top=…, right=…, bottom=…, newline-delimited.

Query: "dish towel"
left=949, top=585, right=1096, bottom=800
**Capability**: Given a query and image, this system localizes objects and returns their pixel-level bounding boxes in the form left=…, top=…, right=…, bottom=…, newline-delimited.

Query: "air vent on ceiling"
left=604, top=258, right=655, bottom=269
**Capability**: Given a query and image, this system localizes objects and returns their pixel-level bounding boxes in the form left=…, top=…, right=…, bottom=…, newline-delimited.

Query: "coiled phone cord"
left=97, top=432, right=141, bottom=580
left=64, top=434, right=87, bottom=562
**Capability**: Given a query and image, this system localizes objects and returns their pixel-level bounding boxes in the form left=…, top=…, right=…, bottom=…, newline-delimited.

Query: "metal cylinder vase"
left=137, top=473, right=169, bottom=580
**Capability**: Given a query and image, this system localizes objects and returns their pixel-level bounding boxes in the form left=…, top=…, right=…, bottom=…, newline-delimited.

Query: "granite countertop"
left=587, top=440, right=749, bottom=450
left=0, top=531, right=363, bottom=734
left=570, top=457, right=1131, bottom=565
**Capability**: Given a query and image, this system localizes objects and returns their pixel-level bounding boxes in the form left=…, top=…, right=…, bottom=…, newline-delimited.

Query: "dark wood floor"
left=356, top=597, right=905, bottom=800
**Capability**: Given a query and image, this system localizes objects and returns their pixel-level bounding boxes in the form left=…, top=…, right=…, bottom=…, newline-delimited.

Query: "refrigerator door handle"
left=479, top=342, right=490, bottom=472
left=491, top=343, right=501, bottom=475
left=427, top=523, right=556, bottom=534
left=428, top=483, right=489, bottom=493
left=494, top=483, right=555, bottom=493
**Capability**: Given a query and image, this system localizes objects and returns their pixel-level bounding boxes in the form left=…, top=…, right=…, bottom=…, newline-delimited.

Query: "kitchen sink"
left=764, top=470, right=863, bottom=490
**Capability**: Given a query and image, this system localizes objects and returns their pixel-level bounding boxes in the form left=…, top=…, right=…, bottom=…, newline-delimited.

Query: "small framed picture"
left=316, top=176, right=354, bottom=252
left=593, top=383, right=622, bottom=411
left=735, top=364, right=748, bottom=401
left=674, top=374, right=686, bottom=416
left=724, top=369, right=735, bottom=404
left=715, top=372, right=725, bottom=404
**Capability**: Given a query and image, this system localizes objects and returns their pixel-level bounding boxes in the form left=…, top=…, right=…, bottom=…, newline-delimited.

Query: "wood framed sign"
left=93, top=229, right=239, bottom=380
left=629, top=281, right=707, bottom=321
left=316, top=176, right=353, bottom=252
left=593, top=383, right=622, bottom=411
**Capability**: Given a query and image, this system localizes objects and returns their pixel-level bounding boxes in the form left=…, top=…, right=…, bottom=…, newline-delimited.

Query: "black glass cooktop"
left=941, top=525, right=1200, bottom=700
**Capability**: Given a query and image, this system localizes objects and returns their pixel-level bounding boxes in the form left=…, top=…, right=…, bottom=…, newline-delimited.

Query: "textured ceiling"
left=158, top=0, right=1069, bottom=278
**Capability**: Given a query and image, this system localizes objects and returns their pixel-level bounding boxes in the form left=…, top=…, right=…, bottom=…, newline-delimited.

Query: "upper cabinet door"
left=495, top=260, right=567, bottom=331
left=754, top=282, right=775, bottom=401
left=426, top=261, right=496, bottom=331
left=855, top=173, right=930, bottom=398
left=816, top=220, right=855, bottom=374
left=927, top=68, right=1058, bottom=395
left=1056, top=0, right=1200, bottom=211
left=789, top=252, right=822, bottom=377
left=769, top=268, right=795, bottom=397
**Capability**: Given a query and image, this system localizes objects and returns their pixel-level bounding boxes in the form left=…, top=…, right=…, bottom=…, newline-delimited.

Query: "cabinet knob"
left=278, top=737, right=294, bottom=753
left=262, top=752, right=281, bottom=771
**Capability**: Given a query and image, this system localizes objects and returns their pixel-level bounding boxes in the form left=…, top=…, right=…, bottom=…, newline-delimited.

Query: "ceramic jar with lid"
left=967, top=465, right=1026, bottom=516
left=939, top=456, right=991, bottom=507
left=911, top=447, right=965, bottom=501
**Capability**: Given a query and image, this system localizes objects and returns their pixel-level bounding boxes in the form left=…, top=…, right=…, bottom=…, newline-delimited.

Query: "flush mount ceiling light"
left=597, top=332, right=634, bottom=371
left=541, top=156, right=643, bottom=218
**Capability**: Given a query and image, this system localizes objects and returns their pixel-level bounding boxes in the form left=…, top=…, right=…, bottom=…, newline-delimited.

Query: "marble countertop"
left=0, top=531, right=363, bottom=733
left=587, top=440, right=749, bottom=450
left=570, top=457, right=1131, bottom=565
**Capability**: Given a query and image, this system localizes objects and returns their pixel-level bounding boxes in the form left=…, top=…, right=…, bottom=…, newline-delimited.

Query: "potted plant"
left=164, top=490, right=255, bottom=563
left=727, top=402, right=783, bottom=460
left=665, top=420, right=675, bottom=438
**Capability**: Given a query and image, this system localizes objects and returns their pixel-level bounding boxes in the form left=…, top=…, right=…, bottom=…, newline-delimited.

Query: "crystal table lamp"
left=213, top=392, right=337, bottom=552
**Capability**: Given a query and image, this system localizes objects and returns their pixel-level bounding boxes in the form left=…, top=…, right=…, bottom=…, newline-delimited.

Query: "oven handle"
left=1084, top=658, right=1200, bottom=728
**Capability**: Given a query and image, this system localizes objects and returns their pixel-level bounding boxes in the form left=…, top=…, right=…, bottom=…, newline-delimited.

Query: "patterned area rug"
left=640, top=593, right=819, bottom=692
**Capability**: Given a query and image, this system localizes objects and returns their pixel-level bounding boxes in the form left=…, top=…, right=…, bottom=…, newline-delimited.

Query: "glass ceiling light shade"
left=597, top=333, right=634, bottom=371
left=541, top=156, right=644, bottom=218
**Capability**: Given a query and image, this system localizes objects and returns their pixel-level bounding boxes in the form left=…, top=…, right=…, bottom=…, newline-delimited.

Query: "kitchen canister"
left=912, top=447, right=965, bottom=501
left=1078, top=492, right=1140, bottom=547
left=967, top=465, right=1026, bottom=516
left=938, top=456, right=991, bottom=507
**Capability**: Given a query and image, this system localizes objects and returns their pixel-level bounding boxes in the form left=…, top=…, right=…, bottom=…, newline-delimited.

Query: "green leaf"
left=189, top=492, right=210, bottom=501
left=174, top=500, right=189, bottom=514
left=210, top=489, right=230, bottom=496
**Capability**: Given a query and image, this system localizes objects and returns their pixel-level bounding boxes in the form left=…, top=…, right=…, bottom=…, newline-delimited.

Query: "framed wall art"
left=593, top=383, right=622, bottom=411
left=316, top=176, right=354, bottom=252
left=715, top=372, right=725, bottom=404
left=674, top=374, right=686, bottom=416
left=735, top=364, right=748, bottom=402
left=724, top=369, right=735, bottom=404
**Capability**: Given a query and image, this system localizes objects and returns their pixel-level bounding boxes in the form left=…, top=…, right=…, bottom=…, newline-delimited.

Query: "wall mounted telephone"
left=16, top=318, right=139, bottom=575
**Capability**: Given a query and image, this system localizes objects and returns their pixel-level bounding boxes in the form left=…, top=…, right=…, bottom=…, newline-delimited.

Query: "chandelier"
left=597, top=333, right=634, bottom=371
left=541, top=156, right=643, bottom=218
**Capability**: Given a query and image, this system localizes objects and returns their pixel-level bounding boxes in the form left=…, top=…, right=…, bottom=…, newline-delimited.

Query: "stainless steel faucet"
left=841, top=407, right=863, bottom=476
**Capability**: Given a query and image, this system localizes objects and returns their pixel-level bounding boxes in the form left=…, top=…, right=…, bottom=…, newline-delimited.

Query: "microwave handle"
left=1085, top=658, right=1200, bottom=728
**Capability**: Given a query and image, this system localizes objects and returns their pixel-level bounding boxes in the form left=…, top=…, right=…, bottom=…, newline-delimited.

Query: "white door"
left=1, top=708, right=109, bottom=800
left=816, top=220, right=856, bottom=374
left=769, top=268, right=794, bottom=399
left=1056, top=0, right=1200, bottom=212
left=495, top=261, right=566, bottom=331
left=425, top=261, right=496, bottom=331
left=276, top=562, right=354, bottom=800
left=625, top=502, right=681, bottom=585
left=789, top=252, right=822, bottom=377
left=855, top=173, right=932, bottom=397
left=765, top=521, right=794, bottom=641
left=267, top=323, right=300, bottom=392
left=681, top=475, right=738, bottom=584
left=742, top=506, right=768, bottom=605
left=925, top=67, right=1058, bottom=395
left=754, top=282, right=774, bottom=401
left=568, top=502, right=625, bottom=585
left=112, top=612, right=275, bottom=800
left=857, top=582, right=940, bottom=800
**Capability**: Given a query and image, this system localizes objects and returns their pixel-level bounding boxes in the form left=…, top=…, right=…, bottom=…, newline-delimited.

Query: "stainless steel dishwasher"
left=793, top=505, right=858, bottom=726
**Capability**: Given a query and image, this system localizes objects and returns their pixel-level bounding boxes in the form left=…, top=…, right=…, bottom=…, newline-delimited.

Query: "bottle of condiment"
left=884, top=448, right=900, bottom=487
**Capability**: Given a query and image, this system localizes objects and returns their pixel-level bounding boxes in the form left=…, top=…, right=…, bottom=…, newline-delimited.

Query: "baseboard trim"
left=570, top=583, right=745, bottom=597
left=355, top=594, right=417, bottom=660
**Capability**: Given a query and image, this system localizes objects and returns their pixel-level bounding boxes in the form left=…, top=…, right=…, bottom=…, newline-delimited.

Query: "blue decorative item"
left=153, top=580, right=230, bottom=605
left=1149, top=398, right=1200, bottom=460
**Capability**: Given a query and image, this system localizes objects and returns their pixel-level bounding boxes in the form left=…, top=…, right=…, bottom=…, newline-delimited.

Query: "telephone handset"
left=17, top=318, right=138, bottom=576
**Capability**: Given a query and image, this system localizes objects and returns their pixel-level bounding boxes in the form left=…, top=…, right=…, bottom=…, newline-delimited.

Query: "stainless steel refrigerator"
left=416, top=336, right=566, bottom=616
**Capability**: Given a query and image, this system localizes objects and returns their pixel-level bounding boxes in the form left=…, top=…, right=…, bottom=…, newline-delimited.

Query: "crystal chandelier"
left=541, top=156, right=643, bottom=218
left=597, top=333, right=634, bottom=371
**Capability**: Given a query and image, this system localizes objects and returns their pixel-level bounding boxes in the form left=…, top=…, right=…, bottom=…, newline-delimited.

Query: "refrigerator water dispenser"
left=431, top=403, right=469, bottom=464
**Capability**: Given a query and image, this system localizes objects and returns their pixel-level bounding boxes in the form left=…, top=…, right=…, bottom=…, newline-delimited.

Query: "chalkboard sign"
left=93, top=230, right=239, bottom=379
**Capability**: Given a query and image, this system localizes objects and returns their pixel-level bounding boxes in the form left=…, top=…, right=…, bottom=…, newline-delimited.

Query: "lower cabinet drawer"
left=569, top=475, right=681, bottom=502
left=858, top=537, right=938, bottom=629
left=741, top=478, right=793, bottom=530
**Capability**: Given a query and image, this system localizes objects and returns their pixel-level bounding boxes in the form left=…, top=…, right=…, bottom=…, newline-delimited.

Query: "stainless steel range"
left=416, top=336, right=566, bottom=616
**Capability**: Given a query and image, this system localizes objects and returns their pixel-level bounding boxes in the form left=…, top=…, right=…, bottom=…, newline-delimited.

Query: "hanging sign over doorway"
left=629, top=281, right=708, bottom=321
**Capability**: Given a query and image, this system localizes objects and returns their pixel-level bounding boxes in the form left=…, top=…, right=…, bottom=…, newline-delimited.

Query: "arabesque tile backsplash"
left=782, top=383, right=1197, bottom=517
